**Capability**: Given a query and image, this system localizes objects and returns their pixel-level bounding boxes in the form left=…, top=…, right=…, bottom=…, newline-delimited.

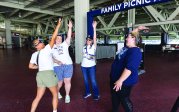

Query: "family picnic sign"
left=87, top=0, right=171, bottom=36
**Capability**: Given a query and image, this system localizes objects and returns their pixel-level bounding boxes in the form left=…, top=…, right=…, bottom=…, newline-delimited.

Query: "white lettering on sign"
left=101, top=0, right=153, bottom=14
left=101, top=4, right=122, bottom=14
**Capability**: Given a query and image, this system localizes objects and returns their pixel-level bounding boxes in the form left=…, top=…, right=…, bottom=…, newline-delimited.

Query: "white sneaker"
left=65, top=95, right=70, bottom=103
left=83, top=93, right=91, bottom=99
left=53, top=110, right=57, bottom=112
left=58, top=92, right=62, bottom=99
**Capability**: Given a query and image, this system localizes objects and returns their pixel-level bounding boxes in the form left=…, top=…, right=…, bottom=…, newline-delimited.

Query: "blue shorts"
left=54, top=64, right=73, bottom=81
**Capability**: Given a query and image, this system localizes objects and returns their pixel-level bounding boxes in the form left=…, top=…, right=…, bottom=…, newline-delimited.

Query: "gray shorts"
left=36, top=70, right=58, bottom=87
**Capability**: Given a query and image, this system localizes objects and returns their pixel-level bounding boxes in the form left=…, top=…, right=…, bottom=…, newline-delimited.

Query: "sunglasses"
left=34, top=40, right=43, bottom=47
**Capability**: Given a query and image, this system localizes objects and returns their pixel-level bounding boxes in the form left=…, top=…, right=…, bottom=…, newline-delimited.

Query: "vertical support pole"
left=5, top=19, right=12, bottom=48
left=74, top=0, right=89, bottom=63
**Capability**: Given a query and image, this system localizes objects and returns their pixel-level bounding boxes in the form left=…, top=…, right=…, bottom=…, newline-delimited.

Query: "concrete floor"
left=0, top=48, right=178, bottom=112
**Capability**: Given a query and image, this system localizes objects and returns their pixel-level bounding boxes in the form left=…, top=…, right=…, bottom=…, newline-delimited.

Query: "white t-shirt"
left=81, top=44, right=96, bottom=67
left=52, top=41, right=72, bottom=66
left=30, top=44, right=53, bottom=71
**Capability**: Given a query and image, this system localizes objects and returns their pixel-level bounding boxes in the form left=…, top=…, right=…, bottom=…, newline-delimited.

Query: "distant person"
left=25, top=36, right=32, bottom=50
left=52, top=20, right=73, bottom=103
left=81, top=21, right=100, bottom=100
left=28, top=18, right=62, bottom=112
left=110, top=26, right=149, bottom=112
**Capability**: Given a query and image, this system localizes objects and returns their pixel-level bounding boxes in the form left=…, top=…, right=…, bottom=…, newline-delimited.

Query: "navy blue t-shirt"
left=110, top=47, right=142, bottom=86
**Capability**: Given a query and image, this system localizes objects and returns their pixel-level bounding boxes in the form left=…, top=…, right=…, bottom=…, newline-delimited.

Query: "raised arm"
left=49, top=18, right=62, bottom=48
left=92, top=21, right=97, bottom=47
left=130, top=26, right=149, bottom=38
left=65, top=20, right=73, bottom=45
left=132, top=26, right=149, bottom=33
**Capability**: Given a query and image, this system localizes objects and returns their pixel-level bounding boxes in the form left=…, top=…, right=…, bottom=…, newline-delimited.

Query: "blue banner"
left=87, top=0, right=172, bottom=36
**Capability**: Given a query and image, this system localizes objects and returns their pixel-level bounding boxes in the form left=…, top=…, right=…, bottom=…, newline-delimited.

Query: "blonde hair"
left=130, top=31, right=140, bottom=46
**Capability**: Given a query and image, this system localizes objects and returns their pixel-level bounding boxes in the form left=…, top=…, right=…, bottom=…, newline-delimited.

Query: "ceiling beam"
left=55, top=2, right=74, bottom=12
left=145, top=6, right=178, bottom=32
left=41, top=16, right=55, bottom=21
left=55, top=0, right=110, bottom=12
left=40, top=0, right=62, bottom=9
left=10, top=19, right=38, bottom=24
left=24, top=0, right=36, bottom=8
left=98, top=31, right=107, bottom=35
left=33, top=14, right=47, bottom=20
left=167, top=6, right=179, bottom=20
left=97, top=16, right=111, bottom=34
left=97, top=16, right=107, bottom=27
left=44, top=18, right=51, bottom=34
left=90, top=0, right=111, bottom=8
left=108, top=12, right=121, bottom=27
left=21, top=12, right=34, bottom=18
left=41, top=21, right=54, bottom=29
left=9, top=9, right=19, bottom=17
left=135, top=20, right=179, bottom=27
left=97, top=11, right=121, bottom=35
left=97, top=20, right=179, bottom=31
left=97, top=25, right=125, bottom=31
left=63, top=8, right=74, bottom=15
left=0, top=1, right=62, bottom=16
left=144, top=6, right=167, bottom=32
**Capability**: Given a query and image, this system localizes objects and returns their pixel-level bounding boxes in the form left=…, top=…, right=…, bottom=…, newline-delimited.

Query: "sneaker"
left=53, top=110, right=57, bottom=112
left=93, top=95, right=100, bottom=100
left=83, top=93, right=91, bottom=99
left=58, top=92, right=62, bottom=99
left=65, top=95, right=70, bottom=103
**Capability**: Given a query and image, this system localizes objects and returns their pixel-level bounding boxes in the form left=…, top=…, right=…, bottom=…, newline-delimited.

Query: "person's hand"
left=68, top=20, right=73, bottom=28
left=92, top=21, right=97, bottom=29
left=137, top=26, right=149, bottom=31
left=113, top=79, right=123, bottom=91
left=57, top=60, right=63, bottom=65
left=58, top=18, right=62, bottom=25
